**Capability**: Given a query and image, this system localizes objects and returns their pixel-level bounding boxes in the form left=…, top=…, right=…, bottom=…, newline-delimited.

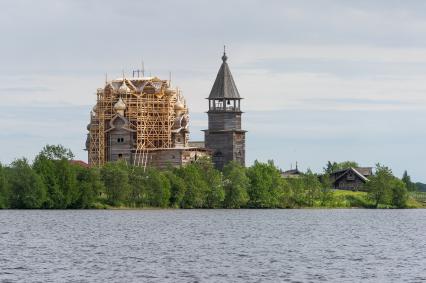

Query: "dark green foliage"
left=366, top=164, right=408, bottom=208
left=391, top=178, right=408, bottom=208
left=55, top=160, right=79, bottom=207
left=416, top=182, right=426, bottom=192
left=197, top=158, right=224, bottom=208
left=402, top=170, right=417, bottom=192
left=366, top=164, right=393, bottom=207
left=223, top=161, right=249, bottom=208
left=33, top=156, right=62, bottom=208
left=0, top=163, right=8, bottom=208
left=128, top=166, right=148, bottom=207
left=286, top=178, right=306, bottom=207
left=101, top=161, right=130, bottom=206
left=37, top=144, right=74, bottom=160
left=145, top=169, right=171, bottom=208
left=0, top=145, right=414, bottom=209
left=165, top=170, right=186, bottom=208
left=319, top=174, right=334, bottom=206
left=33, top=146, right=79, bottom=208
left=175, top=162, right=209, bottom=208
left=303, top=169, right=322, bottom=207
left=246, top=160, right=285, bottom=208
left=324, top=161, right=359, bottom=174
left=74, top=166, right=103, bottom=208
left=8, top=158, right=46, bottom=208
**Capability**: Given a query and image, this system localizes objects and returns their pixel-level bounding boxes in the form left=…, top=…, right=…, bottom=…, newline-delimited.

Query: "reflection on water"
left=1, top=209, right=426, bottom=282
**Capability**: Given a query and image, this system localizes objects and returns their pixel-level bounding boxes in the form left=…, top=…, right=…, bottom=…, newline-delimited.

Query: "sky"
left=0, top=0, right=425, bottom=181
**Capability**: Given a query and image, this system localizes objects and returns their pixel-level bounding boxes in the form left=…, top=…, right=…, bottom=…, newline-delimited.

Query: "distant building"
left=85, top=50, right=248, bottom=170
left=281, top=164, right=303, bottom=179
left=204, top=49, right=246, bottom=170
left=86, top=75, right=209, bottom=169
left=329, top=167, right=373, bottom=191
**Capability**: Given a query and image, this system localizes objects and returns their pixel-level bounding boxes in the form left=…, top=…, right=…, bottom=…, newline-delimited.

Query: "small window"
left=117, top=137, right=124, bottom=143
left=118, top=154, right=123, bottom=159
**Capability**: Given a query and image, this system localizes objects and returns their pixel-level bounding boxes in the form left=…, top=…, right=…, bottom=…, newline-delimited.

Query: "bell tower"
left=204, top=48, right=246, bottom=170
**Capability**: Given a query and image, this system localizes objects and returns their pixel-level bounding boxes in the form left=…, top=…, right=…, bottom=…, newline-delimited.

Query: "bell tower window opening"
left=215, top=100, right=224, bottom=109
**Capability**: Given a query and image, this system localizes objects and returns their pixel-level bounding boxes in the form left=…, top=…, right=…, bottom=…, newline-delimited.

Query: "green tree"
left=0, top=163, right=8, bottom=208
left=338, top=161, right=359, bottom=169
left=391, top=178, right=408, bottom=208
left=246, top=160, right=284, bottom=208
left=145, top=168, right=171, bottom=208
left=8, top=158, right=46, bottom=208
left=416, top=182, right=426, bottom=192
left=366, top=164, right=394, bottom=208
left=319, top=174, right=334, bottom=206
left=277, top=178, right=294, bottom=208
left=33, top=146, right=79, bottom=208
left=324, top=161, right=359, bottom=174
left=303, top=169, right=322, bottom=207
left=33, top=156, right=62, bottom=208
left=402, top=170, right=417, bottom=192
left=197, top=158, right=224, bottom=208
left=323, top=161, right=339, bottom=174
left=101, top=161, right=130, bottom=206
left=223, top=161, right=249, bottom=208
left=287, top=178, right=306, bottom=207
left=37, top=144, right=74, bottom=160
left=176, top=163, right=208, bottom=208
left=128, top=166, right=148, bottom=207
left=165, top=170, right=186, bottom=208
left=55, top=159, right=79, bottom=207
left=74, top=166, right=103, bottom=208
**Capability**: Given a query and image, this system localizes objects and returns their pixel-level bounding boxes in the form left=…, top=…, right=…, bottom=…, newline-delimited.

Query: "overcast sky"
left=0, top=0, right=425, bottom=181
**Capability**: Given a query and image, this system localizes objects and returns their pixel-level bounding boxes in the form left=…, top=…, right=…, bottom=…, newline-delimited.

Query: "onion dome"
left=174, top=100, right=185, bottom=111
left=118, top=80, right=131, bottom=94
left=165, top=87, right=176, bottom=95
left=114, top=97, right=126, bottom=115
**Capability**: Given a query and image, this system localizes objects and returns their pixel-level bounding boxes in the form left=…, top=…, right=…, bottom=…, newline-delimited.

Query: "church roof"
left=208, top=50, right=241, bottom=99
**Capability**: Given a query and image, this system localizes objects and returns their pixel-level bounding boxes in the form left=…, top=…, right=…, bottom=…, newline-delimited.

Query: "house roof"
left=334, top=167, right=369, bottom=183
left=331, top=167, right=372, bottom=176
left=69, top=160, right=89, bottom=168
left=208, top=51, right=241, bottom=100
left=282, top=169, right=302, bottom=175
left=281, top=167, right=303, bottom=178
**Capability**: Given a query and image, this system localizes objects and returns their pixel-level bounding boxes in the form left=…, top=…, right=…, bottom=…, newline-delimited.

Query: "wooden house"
left=329, top=167, right=373, bottom=191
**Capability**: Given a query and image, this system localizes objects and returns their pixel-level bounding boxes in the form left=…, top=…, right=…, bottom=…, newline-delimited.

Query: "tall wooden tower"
left=204, top=49, right=246, bottom=170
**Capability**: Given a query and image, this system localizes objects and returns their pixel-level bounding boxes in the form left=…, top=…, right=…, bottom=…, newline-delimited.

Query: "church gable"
left=106, top=114, right=134, bottom=133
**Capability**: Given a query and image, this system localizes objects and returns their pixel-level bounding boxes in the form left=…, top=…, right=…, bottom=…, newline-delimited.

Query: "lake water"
left=1, top=210, right=426, bottom=283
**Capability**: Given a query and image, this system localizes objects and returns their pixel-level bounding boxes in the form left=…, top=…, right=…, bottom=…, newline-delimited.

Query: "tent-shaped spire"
left=208, top=48, right=241, bottom=99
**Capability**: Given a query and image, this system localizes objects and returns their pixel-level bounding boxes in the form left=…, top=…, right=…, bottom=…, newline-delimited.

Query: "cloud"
left=0, top=86, right=52, bottom=92
left=0, top=0, right=425, bottom=181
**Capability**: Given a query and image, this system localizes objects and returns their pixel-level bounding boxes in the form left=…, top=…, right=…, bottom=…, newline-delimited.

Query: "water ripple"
left=1, top=210, right=426, bottom=282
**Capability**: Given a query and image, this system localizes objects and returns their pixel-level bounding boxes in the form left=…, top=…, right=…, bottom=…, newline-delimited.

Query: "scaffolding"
left=88, top=77, right=184, bottom=167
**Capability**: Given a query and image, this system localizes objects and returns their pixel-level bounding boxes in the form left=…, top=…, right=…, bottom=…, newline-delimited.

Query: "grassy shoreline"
left=82, top=190, right=425, bottom=210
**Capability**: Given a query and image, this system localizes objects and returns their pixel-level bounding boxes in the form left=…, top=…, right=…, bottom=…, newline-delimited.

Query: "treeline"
left=0, top=145, right=413, bottom=209
left=416, top=182, right=426, bottom=192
